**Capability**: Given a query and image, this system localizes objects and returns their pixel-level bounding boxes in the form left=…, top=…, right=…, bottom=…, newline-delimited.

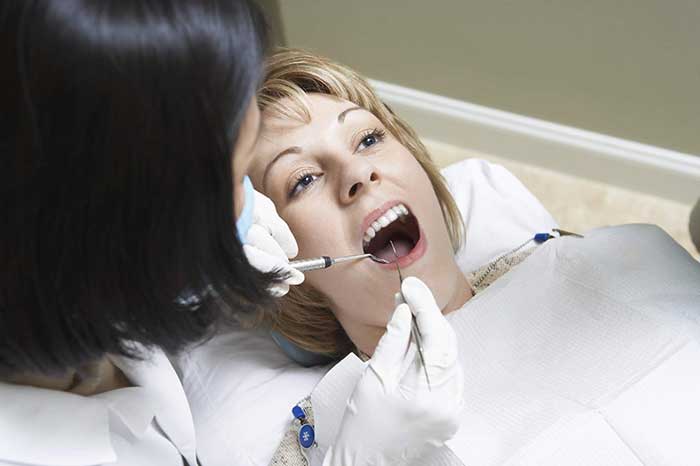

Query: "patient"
left=251, top=49, right=476, bottom=358
left=254, top=49, right=700, bottom=465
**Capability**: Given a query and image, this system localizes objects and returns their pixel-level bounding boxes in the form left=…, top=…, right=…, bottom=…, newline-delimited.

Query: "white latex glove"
left=243, top=189, right=304, bottom=297
left=323, top=277, right=464, bottom=466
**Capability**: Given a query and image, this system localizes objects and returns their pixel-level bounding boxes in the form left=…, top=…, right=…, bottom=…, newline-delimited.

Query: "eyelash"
left=287, top=128, right=387, bottom=199
left=289, top=170, right=321, bottom=198
left=357, top=128, right=386, bottom=151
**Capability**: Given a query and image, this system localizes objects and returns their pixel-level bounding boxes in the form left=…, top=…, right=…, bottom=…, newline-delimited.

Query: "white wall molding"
left=370, top=79, right=700, bottom=204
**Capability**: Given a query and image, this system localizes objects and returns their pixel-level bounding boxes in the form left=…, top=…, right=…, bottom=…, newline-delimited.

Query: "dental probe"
left=290, top=253, right=389, bottom=272
left=389, top=240, right=432, bottom=391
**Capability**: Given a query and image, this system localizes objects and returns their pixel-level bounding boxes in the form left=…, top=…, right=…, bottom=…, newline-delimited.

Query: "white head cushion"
left=443, top=158, right=558, bottom=274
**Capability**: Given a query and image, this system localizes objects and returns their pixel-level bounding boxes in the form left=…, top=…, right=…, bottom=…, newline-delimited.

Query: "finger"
left=401, top=276, right=448, bottom=358
left=244, top=244, right=275, bottom=273
left=268, top=218, right=299, bottom=260
left=253, top=190, right=299, bottom=259
left=369, top=303, right=412, bottom=389
left=244, top=244, right=304, bottom=284
left=268, top=283, right=289, bottom=298
left=285, top=267, right=305, bottom=286
left=251, top=188, right=275, bottom=223
left=246, top=224, right=288, bottom=261
left=244, top=245, right=304, bottom=295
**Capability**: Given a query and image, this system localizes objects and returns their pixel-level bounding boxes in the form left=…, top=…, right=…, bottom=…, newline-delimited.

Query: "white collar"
left=0, top=382, right=116, bottom=465
left=0, top=347, right=197, bottom=466
left=109, top=348, right=198, bottom=466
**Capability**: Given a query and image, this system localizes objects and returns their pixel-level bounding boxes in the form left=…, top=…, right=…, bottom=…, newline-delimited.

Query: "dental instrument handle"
left=289, top=256, right=334, bottom=272
left=290, top=253, right=387, bottom=272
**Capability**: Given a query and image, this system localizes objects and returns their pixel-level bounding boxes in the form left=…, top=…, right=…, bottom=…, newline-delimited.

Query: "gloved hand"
left=323, top=277, right=464, bottom=466
left=243, top=189, right=304, bottom=297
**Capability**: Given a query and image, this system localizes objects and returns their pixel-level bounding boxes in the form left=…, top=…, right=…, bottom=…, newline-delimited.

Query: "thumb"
left=369, top=303, right=412, bottom=388
left=246, top=224, right=287, bottom=261
left=253, top=189, right=299, bottom=259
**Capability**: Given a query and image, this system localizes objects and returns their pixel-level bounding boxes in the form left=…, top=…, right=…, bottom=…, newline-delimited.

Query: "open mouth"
left=362, top=203, right=421, bottom=263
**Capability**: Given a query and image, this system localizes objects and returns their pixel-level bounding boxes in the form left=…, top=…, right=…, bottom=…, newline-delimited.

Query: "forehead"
left=251, top=94, right=368, bottom=181
left=260, top=93, right=357, bottom=134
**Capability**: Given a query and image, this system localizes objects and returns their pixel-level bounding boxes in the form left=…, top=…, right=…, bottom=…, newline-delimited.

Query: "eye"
left=289, top=172, right=321, bottom=198
left=357, top=128, right=386, bottom=151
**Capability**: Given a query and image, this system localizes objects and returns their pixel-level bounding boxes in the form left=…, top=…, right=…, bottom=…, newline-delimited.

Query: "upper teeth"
left=363, top=203, right=410, bottom=245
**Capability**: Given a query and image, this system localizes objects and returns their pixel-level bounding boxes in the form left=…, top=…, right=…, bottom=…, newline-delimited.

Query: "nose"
left=340, top=161, right=380, bottom=205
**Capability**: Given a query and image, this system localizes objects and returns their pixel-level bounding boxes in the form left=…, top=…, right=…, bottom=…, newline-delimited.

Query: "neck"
left=352, top=266, right=473, bottom=357
left=4, top=358, right=132, bottom=395
left=443, top=268, right=474, bottom=315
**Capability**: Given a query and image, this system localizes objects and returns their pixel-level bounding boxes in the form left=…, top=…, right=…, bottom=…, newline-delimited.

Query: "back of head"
left=0, top=0, right=272, bottom=377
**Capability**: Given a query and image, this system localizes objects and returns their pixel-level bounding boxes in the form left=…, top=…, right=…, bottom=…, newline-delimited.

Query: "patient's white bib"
left=311, top=224, right=700, bottom=465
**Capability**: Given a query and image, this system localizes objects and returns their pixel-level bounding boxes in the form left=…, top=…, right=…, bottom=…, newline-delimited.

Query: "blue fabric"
left=270, top=330, right=334, bottom=367
left=236, top=176, right=255, bottom=243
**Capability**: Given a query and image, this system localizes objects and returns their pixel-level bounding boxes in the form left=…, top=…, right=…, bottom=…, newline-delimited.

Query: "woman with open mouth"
left=250, top=68, right=474, bottom=357
left=242, top=49, right=700, bottom=465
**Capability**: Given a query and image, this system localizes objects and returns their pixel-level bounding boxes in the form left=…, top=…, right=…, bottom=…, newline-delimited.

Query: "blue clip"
left=292, top=405, right=315, bottom=449
left=534, top=232, right=552, bottom=243
left=299, top=424, right=315, bottom=449
left=292, top=405, right=306, bottom=421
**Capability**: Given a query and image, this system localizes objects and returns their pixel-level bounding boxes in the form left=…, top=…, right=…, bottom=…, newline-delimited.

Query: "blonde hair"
left=257, top=48, right=464, bottom=357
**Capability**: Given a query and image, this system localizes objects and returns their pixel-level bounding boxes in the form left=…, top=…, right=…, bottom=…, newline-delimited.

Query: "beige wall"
left=256, top=0, right=287, bottom=48
left=272, top=0, right=699, bottom=156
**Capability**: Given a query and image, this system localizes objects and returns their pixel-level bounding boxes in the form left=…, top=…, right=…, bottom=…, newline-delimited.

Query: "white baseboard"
left=370, top=79, right=700, bottom=204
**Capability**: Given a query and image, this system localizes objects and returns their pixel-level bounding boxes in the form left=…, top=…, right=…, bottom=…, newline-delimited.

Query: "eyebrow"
left=337, top=106, right=363, bottom=123
left=261, top=106, right=367, bottom=191
left=262, top=146, right=302, bottom=192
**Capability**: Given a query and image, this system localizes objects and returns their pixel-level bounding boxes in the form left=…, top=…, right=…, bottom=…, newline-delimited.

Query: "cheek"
left=233, top=181, right=244, bottom=218
left=232, top=151, right=251, bottom=185
left=399, top=158, right=444, bottom=226
left=282, top=201, right=370, bottom=307
left=231, top=154, right=251, bottom=219
left=390, top=154, right=445, bottom=230
left=293, top=222, right=332, bottom=257
left=419, top=173, right=453, bottom=257
left=282, top=200, right=343, bottom=259
left=381, top=144, right=433, bottom=192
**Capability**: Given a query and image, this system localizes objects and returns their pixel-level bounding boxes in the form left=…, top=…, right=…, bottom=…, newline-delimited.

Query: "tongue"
left=375, top=236, right=414, bottom=262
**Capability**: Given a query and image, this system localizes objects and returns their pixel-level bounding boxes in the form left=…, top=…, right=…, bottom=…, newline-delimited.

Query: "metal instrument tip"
left=389, top=240, right=403, bottom=281
left=389, top=240, right=399, bottom=260
left=369, top=254, right=390, bottom=264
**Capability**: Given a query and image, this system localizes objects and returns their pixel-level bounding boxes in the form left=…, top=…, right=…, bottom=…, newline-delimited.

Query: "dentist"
left=0, top=1, right=462, bottom=465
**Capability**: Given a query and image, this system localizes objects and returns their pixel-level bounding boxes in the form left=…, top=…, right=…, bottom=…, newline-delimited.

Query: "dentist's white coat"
left=0, top=348, right=198, bottom=466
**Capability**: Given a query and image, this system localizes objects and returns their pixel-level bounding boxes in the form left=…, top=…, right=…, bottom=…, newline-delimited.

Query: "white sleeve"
left=441, top=158, right=558, bottom=274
